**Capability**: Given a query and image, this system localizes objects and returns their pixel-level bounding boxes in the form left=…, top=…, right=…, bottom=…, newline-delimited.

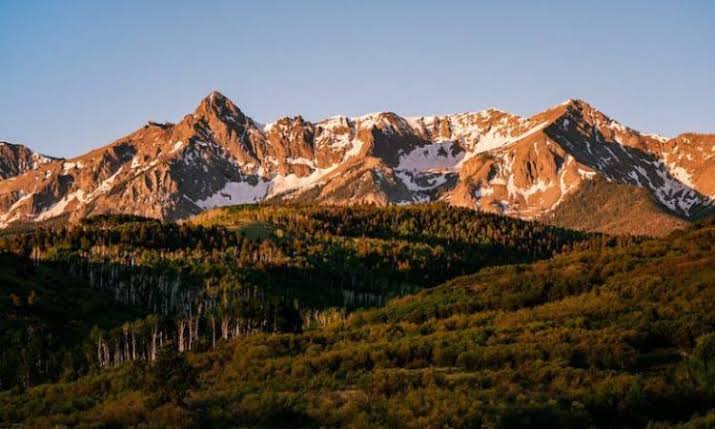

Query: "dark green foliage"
left=146, top=347, right=197, bottom=406
left=687, top=333, right=715, bottom=395
left=0, top=204, right=589, bottom=391
left=0, top=252, right=143, bottom=390
left=541, top=177, right=689, bottom=236
left=0, top=207, right=713, bottom=428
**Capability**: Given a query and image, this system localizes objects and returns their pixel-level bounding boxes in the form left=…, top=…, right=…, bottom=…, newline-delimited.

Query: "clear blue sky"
left=1, top=0, right=713, bottom=157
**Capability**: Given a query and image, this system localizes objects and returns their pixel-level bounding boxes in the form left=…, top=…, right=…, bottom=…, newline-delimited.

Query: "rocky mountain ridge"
left=0, top=141, right=56, bottom=180
left=0, top=92, right=713, bottom=233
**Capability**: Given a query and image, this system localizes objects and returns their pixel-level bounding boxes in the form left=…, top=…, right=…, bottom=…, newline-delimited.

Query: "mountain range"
left=0, top=92, right=713, bottom=235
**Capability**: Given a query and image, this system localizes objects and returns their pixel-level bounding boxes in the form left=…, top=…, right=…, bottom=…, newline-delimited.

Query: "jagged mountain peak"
left=190, top=90, right=272, bottom=138
left=267, top=115, right=312, bottom=130
left=483, top=106, right=508, bottom=114
left=0, top=140, right=51, bottom=154
left=561, top=98, right=595, bottom=110
left=203, top=90, right=232, bottom=106
left=532, top=98, right=598, bottom=123
left=0, top=94, right=712, bottom=235
left=350, top=111, right=415, bottom=136
left=194, top=90, right=246, bottom=122
left=530, top=98, right=655, bottom=153
left=0, top=141, right=58, bottom=180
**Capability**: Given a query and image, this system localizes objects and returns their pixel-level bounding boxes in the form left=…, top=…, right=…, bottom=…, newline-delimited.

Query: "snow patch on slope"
left=396, top=171, right=449, bottom=192
left=397, top=142, right=464, bottom=171
left=269, top=164, right=340, bottom=197
left=457, top=120, right=551, bottom=168
left=36, top=190, right=86, bottom=222
left=195, top=179, right=269, bottom=209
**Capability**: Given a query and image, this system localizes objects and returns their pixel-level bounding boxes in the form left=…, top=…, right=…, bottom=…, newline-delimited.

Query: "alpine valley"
left=0, top=92, right=713, bottom=235
left=2, top=93, right=715, bottom=429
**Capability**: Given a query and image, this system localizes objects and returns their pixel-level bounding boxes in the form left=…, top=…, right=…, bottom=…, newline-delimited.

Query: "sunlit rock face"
left=0, top=93, right=713, bottom=228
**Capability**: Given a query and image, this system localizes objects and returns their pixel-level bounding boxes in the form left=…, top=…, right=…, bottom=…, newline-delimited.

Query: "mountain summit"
left=0, top=93, right=713, bottom=235
left=0, top=141, right=56, bottom=180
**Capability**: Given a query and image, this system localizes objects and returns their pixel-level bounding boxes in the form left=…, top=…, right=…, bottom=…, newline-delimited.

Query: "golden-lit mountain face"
left=0, top=93, right=713, bottom=234
left=0, top=141, right=56, bottom=180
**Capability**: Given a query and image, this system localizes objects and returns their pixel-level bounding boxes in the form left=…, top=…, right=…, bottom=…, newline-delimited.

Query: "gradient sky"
left=1, top=0, right=713, bottom=157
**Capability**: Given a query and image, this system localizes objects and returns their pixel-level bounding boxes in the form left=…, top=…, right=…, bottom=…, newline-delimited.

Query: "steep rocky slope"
left=0, top=92, right=712, bottom=234
left=0, top=141, right=56, bottom=179
left=539, top=177, right=689, bottom=236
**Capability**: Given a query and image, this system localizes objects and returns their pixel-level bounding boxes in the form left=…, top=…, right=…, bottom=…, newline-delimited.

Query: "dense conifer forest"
left=0, top=205, right=585, bottom=390
left=1, top=204, right=713, bottom=428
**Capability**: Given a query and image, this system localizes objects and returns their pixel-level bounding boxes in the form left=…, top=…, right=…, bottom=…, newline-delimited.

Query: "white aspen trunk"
left=123, top=326, right=129, bottom=362
left=210, top=315, right=216, bottom=348
left=193, top=314, right=200, bottom=347
left=187, top=317, right=193, bottom=351
left=221, top=317, right=229, bottom=340
left=193, top=304, right=202, bottom=350
left=131, top=330, right=136, bottom=361
left=177, top=320, right=185, bottom=352
left=150, top=325, right=158, bottom=361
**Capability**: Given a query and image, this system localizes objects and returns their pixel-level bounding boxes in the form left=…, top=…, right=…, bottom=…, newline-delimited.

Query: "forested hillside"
left=0, top=253, right=143, bottom=390
left=0, top=204, right=586, bottom=394
left=540, top=177, right=690, bottom=237
left=0, top=210, right=713, bottom=427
